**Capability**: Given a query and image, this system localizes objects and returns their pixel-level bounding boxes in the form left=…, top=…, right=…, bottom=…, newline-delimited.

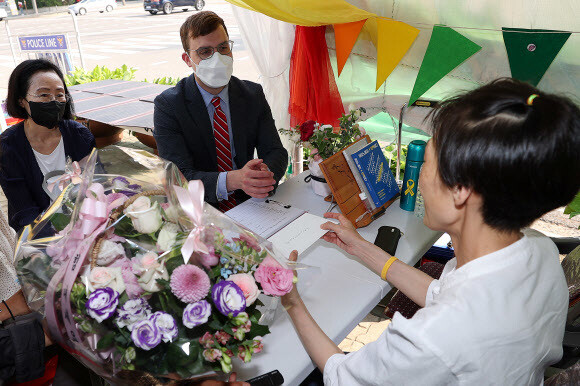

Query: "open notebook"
left=225, top=199, right=330, bottom=258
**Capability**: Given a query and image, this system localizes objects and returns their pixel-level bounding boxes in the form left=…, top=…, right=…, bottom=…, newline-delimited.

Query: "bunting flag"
left=502, top=28, right=571, bottom=87
left=334, top=19, right=368, bottom=76
left=409, top=25, right=481, bottom=106
left=376, top=18, right=420, bottom=91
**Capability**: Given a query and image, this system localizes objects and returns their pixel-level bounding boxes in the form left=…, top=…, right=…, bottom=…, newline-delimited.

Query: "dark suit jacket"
left=0, top=120, right=95, bottom=232
left=153, top=75, right=288, bottom=204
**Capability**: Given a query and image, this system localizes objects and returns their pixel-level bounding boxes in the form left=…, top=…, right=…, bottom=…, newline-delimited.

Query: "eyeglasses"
left=189, top=40, right=234, bottom=60
left=27, top=92, right=68, bottom=103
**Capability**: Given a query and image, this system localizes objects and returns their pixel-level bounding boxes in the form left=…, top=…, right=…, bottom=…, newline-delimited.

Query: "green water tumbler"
left=400, top=140, right=426, bottom=211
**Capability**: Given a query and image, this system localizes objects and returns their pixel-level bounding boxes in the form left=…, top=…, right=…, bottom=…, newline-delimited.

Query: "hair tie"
left=527, top=94, right=539, bottom=106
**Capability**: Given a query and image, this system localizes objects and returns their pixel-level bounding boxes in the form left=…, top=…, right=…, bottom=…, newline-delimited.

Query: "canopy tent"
left=227, top=0, right=579, bottom=154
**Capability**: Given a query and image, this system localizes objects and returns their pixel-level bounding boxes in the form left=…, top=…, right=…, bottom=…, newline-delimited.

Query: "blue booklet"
left=350, top=140, right=400, bottom=208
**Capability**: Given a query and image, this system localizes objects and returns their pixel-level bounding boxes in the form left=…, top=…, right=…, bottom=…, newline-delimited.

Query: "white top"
left=324, top=228, right=568, bottom=385
left=0, top=207, right=18, bottom=302
left=32, top=136, right=66, bottom=176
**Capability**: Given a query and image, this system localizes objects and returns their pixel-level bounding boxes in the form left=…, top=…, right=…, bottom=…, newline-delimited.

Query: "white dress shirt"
left=324, top=228, right=567, bottom=385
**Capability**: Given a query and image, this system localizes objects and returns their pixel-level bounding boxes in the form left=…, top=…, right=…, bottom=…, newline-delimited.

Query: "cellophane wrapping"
left=14, top=146, right=297, bottom=384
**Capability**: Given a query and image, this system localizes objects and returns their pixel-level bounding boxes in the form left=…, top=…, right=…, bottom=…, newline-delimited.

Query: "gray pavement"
left=0, top=0, right=259, bottom=98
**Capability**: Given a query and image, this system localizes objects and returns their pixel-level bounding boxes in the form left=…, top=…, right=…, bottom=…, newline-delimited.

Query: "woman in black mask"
left=0, top=59, right=95, bottom=232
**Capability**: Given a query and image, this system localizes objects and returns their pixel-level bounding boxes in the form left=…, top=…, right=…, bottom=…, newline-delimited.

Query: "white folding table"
left=235, top=172, right=442, bottom=385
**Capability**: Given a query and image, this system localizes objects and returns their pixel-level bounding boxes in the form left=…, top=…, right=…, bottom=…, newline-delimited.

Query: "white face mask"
left=190, top=52, right=233, bottom=88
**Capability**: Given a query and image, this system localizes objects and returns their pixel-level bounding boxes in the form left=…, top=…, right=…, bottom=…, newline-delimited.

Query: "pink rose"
left=227, top=273, right=260, bottom=306
left=254, top=257, right=294, bottom=296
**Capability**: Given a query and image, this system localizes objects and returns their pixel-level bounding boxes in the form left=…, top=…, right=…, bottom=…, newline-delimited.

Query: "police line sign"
left=19, top=34, right=69, bottom=52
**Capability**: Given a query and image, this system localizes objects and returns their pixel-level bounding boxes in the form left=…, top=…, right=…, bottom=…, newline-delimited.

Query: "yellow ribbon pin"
left=405, top=179, right=415, bottom=196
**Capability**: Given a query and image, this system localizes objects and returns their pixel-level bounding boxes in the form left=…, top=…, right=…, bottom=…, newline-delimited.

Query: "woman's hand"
left=281, top=250, right=301, bottom=309
left=320, top=213, right=368, bottom=256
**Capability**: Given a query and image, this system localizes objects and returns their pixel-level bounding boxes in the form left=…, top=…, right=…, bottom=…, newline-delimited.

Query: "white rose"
left=157, top=223, right=180, bottom=252
left=348, top=103, right=356, bottom=112
left=124, top=196, right=163, bottom=234
left=133, top=252, right=169, bottom=292
left=88, top=267, right=125, bottom=294
left=163, top=204, right=181, bottom=223
left=96, top=240, right=125, bottom=266
left=320, top=124, right=333, bottom=130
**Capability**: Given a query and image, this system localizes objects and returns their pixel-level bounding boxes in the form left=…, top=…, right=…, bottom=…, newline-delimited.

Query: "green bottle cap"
left=407, top=140, right=427, bottom=163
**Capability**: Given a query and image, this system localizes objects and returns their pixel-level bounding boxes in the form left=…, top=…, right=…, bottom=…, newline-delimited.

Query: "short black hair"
left=6, top=59, right=74, bottom=119
left=429, top=78, right=580, bottom=232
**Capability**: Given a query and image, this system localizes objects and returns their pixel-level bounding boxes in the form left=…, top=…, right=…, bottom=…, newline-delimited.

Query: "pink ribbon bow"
left=47, top=161, right=82, bottom=193
left=173, top=181, right=209, bottom=263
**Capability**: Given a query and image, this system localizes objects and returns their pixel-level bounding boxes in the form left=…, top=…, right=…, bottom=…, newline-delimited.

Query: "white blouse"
left=324, top=228, right=568, bottom=385
left=0, top=207, right=18, bottom=302
left=32, top=136, right=66, bottom=176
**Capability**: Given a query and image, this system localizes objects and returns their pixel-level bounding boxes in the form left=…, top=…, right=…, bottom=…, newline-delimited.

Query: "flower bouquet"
left=14, top=146, right=296, bottom=383
left=279, top=108, right=366, bottom=196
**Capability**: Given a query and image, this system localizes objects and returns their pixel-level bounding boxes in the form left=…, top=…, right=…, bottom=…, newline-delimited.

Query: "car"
left=0, top=8, right=7, bottom=20
left=144, top=0, right=204, bottom=15
left=69, top=0, right=117, bottom=15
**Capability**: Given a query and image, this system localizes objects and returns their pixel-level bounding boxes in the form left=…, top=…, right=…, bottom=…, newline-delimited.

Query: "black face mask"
left=26, top=100, right=67, bottom=129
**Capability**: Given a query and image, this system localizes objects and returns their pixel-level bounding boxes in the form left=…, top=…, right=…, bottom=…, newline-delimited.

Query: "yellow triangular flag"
left=334, top=19, right=368, bottom=76
left=376, top=18, right=420, bottom=91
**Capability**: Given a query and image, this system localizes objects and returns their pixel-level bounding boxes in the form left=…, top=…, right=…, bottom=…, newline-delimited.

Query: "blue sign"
left=19, top=35, right=68, bottom=52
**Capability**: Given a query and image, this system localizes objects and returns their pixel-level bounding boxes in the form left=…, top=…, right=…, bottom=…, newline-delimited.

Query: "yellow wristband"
left=381, top=256, right=398, bottom=281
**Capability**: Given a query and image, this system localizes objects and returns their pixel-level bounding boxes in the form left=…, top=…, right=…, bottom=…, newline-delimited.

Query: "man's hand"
left=320, top=212, right=368, bottom=256
left=227, top=159, right=275, bottom=198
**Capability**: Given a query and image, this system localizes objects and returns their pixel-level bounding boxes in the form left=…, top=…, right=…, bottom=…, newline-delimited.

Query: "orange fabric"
left=289, top=26, right=345, bottom=127
left=334, top=19, right=368, bottom=76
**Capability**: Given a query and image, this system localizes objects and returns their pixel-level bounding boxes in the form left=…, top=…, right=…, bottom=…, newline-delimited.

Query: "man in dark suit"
left=154, top=11, right=288, bottom=211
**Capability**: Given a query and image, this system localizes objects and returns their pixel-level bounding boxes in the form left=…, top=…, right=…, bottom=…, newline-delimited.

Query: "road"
left=0, top=0, right=259, bottom=97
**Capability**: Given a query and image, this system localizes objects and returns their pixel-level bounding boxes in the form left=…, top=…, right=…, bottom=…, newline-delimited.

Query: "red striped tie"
left=211, top=97, right=237, bottom=211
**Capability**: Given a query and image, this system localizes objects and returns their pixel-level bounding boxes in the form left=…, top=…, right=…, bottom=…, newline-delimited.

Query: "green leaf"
left=165, top=254, right=183, bottom=275
left=564, top=191, right=580, bottom=218
left=249, top=323, right=270, bottom=337
left=166, top=343, right=188, bottom=371
left=186, top=353, right=205, bottom=375
left=114, top=331, right=131, bottom=346
left=97, top=332, right=115, bottom=350
left=223, top=325, right=234, bottom=335
left=50, top=212, right=71, bottom=232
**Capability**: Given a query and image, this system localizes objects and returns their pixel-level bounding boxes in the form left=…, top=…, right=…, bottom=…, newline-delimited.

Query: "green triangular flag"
left=502, top=28, right=571, bottom=87
left=409, top=25, right=481, bottom=106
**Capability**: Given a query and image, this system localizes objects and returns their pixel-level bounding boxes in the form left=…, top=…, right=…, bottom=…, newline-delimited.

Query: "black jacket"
left=153, top=75, right=288, bottom=204
left=0, top=120, right=95, bottom=232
